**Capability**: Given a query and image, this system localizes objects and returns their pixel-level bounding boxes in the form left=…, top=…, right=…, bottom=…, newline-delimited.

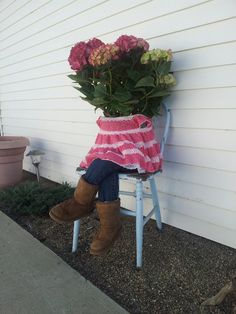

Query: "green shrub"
left=0, top=181, right=74, bottom=215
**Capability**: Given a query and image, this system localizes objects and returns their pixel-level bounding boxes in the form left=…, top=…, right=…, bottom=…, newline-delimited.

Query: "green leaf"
left=126, top=69, right=142, bottom=81
left=74, top=86, right=91, bottom=96
left=157, top=61, right=171, bottom=75
left=148, top=90, right=170, bottom=98
left=68, top=74, right=78, bottom=81
left=123, top=99, right=139, bottom=105
left=94, top=84, right=108, bottom=98
left=74, top=86, right=83, bottom=92
left=89, top=98, right=109, bottom=106
left=112, top=103, right=132, bottom=116
left=151, top=106, right=162, bottom=116
left=131, top=87, right=146, bottom=93
left=135, top=76, right=155, bottom=88
left=113, top=88, right=132, bottom=102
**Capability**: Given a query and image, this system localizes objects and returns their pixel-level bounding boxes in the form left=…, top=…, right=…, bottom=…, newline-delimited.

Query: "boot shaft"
left=96, top=199, right=121, bottom=227
left=90, top=199, right=122, bottom=255
left=74, top=176, right=98, bottom=205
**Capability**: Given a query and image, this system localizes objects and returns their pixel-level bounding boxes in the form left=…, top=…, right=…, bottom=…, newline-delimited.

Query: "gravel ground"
left=1, top=172, right=236, bottom=313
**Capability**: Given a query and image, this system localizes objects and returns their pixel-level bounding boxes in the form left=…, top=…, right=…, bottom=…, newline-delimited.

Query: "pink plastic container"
left=0, top=136, right=29, bottom=188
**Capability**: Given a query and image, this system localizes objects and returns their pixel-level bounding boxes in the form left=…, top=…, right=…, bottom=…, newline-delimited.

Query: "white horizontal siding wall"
left=0, top=0, right=236, bottom=248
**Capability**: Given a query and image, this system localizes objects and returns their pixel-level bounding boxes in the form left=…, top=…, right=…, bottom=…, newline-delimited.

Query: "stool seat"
left=77, top=166, right=161, bottom=181
left=119, top=170, right=162, bottom=181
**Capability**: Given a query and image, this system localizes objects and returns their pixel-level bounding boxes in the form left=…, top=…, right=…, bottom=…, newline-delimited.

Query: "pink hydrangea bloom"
left=115, top=35, right=149, bottom=52
left=68, top=41, right=87, bottom=71
left=68, top=38, right=104, bottom=71
left=86, top=38, right=104, bottom=55
left=88, top=44, right=120, bottom=66
left=136, top=38, right=149, bottom=51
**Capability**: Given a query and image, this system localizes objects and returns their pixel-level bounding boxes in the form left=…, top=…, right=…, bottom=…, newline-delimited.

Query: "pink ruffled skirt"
left=80, top=114, right=162, bottom=173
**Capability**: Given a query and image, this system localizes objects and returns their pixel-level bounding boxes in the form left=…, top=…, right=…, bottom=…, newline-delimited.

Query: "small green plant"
left=0, top=181, right=74, bottom=215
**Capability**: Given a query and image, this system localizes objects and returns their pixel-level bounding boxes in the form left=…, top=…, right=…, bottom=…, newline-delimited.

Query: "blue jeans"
left=83, top=159, right=132, bottom=202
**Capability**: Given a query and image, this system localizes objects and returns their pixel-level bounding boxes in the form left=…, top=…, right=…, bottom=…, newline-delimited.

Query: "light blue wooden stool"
left=72, top=103, right=171, bottom=268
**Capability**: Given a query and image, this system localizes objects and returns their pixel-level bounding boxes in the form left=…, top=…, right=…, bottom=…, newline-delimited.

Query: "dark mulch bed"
left=1, top=172, right=236, bottom=314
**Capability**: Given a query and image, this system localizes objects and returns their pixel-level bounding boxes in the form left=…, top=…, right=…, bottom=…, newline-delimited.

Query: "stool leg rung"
left=149, top=177, right=162, bottom=230
left=136, top=180, right=144, bottom=268
left=72, top=220, right=80, bottom=252
left=143, top=208, right=155, bottom=226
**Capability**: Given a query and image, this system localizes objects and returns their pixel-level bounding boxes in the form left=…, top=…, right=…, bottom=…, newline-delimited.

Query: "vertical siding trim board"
left=0, top=0, right=236, bottom=249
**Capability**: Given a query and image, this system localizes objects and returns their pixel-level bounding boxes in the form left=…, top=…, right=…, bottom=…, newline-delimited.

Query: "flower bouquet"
left=68, top=35, right=175, bottom=118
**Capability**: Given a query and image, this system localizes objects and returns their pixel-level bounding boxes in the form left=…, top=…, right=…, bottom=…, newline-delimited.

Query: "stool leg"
left=72, top=219, right=80, bottom=253
left=136, top=179, right=144, bottom=268
left=149, top=177, right=162, bottom=230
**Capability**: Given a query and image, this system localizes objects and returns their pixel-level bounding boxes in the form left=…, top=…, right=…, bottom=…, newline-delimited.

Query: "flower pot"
left=0, top=136, right=30, bottom=188
left=80, top=114, right=162, bottom=173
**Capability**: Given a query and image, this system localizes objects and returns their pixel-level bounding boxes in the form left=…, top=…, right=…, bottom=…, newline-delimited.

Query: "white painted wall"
left=0, top=0, right=236, bottom=248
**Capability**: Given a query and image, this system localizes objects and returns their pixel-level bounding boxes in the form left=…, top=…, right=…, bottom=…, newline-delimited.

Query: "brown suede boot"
left=90, top=199, right=122, bottom=255
left=49, top=176, right=98, bottom=223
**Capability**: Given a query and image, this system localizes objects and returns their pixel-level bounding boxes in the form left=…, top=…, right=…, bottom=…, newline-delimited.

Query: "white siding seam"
left=28, top=143, right=89, bottom=154
left=0, top=1, right=221, bottom=61
left=74, top=1, right=216, bottom=41
left=2, top=40, right=236, bottom=79
left=3, top=116, right=235, bottom=128
left=159, top=174, right=236, bottom=194
left=0, top=40, right=236, bottom=78
left=1, top=15, right=235, bottom=69
left=171, top=108, right=236, bottom=112
left=0, top=0, right=110, bottom=51
left=0, top=0, right=77, bottom=38
left=2, top=61, right=236, bottom=85
left=171, top=108, right=236, bottom=113
left=0, top=1, right=17, bottom=15
left=0, top=0, right=208, bottom=46
left=0, top=0, right=52, bottom=35
left=5, top=132, right=91, bottom=150
left=0, top=85, right=71, bottom=94
left=2, top=108, right=92, bottom=112
left=24, top=159, right=79, bottom=173
left=170, top=126, right=236, bottom=131
left=164, top=155, right=236, bottom=174
left=3, top=62, right=236, bottom=87
left=174, top=62, right=236, bottom=74
left=163, top=207, right=236, bottom=233
left=174, top=39, right=236, bottom=54
left=166, top=143, right=236, bottom=153
left=3, top=118, right=94, bottom=124
left=0, top=0, right=32, bottom=25
left=18, top=131, right=236, bottom=154
left=165, top=143, right=236, bottom=154
left=0, top=0, right=150, bottom=55
left=174, top=85, right=236, bottom=92
left=2, top=124, right=96, bottom=137
left=24, top=161, right=78, bottom=182
left=150, top=16, right=236, bottom=40
left=25, top=147, right=85, bottom=159
left=2, top=66, right=236, bottom=93
left=0, top=97, right=77, bottom=103
left=164, top=160, right=236, bottom=175
left=0, top=61, right=66, bottom=79
left=25, top=154, right=80, bottom=168
left=0, top=52, right=66, bottom=69
left=4, top=122, right=236, bottom=136
left=0, top=74, right=70, bottom=86
left=161, top=193, right=236, bottom=215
